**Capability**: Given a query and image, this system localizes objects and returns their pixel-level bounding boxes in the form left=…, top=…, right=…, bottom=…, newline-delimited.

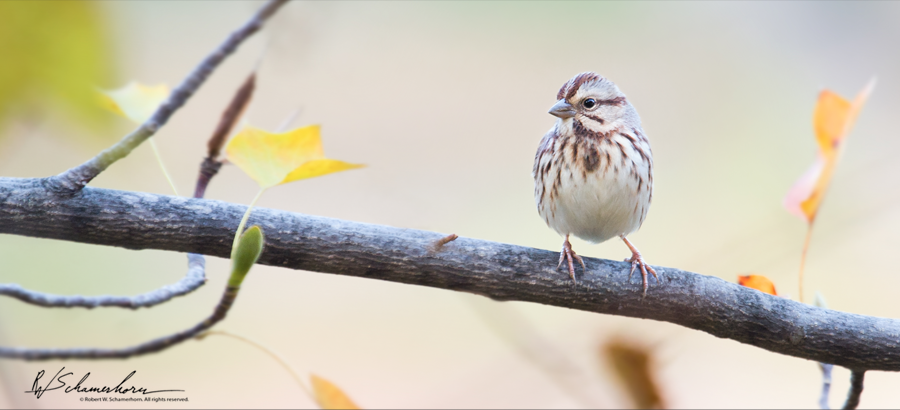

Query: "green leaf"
left=229, top=225, right=265, bottom=288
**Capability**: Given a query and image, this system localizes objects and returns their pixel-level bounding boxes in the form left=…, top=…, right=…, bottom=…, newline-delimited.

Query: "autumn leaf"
left=737, top=275, right=777, bottom=296
left=784, top=79, right=874, bottom=304
left=0, top=0, right=112, bottom=134
left=225, top=125, right=364, bottom=189
left=784, top=79, right=875, bottom=223
left=99, top=82, right=170, bottom=124
left=603, top=341, right=665, bottom=409
left=97, top=81, right=178, bottom=195
left=310, top=374, right=360, bottom=410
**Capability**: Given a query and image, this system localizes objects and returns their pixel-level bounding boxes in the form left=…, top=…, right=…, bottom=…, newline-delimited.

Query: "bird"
left=533, top=72, right=658, bottom=296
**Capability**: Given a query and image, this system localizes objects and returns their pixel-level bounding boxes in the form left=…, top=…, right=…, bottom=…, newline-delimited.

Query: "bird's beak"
left=549, top=100, right=576, bottom=119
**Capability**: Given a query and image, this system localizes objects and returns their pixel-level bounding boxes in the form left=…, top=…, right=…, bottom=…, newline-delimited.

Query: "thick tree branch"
left=1, top=176, right=899, bottom=371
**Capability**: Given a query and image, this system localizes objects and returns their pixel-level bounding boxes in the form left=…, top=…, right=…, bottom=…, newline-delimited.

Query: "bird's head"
left=549, top=72, right=636, bottom=134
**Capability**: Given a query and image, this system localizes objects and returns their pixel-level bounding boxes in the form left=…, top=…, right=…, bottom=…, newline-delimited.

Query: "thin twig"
left=198, top=330, right=315, bottom=403
left=0, top=254, right=205, bottom=309
left=0, top=3, right=286, bottom=357
left=194, top=157, right=224, bottom=199
left=842, top=370, right=865, bottom=410
left=0, top=286, right=241, bottom=360
left=195, top=68, right=259, bottom=198
left=429, top=233, right=458, bottom=252
left=207, top=73, right=256, bottom=159
left=798, top=226, right=814, bottom=303
left=45, top=0, right=288, bottom=194
left=819, top=362, right=833, bottom=409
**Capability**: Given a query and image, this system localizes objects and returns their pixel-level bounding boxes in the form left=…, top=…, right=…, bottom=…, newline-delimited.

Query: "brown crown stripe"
left=564, top=72, right=602, bottom=100
left=556, top=82, right=567, bottom=100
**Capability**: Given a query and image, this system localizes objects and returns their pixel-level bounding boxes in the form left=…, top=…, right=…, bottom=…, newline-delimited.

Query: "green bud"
left=228, top=225, right=265, bottom=288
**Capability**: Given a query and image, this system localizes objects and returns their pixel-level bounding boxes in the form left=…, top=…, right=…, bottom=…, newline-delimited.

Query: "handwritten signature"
left=25, top=368, right=184, bottom=399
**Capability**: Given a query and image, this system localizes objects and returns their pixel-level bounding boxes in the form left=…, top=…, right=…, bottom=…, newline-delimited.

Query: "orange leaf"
left=738, top=275, right=777, bottom=296
left=784, top=79, right=874, bottom=223
left=812, top=90, right=852, bottom=157
left=310, top=375, right=360, bottom=410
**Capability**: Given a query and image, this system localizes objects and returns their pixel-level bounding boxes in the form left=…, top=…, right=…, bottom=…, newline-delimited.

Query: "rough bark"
left=1, top=176, right=898, bottom=371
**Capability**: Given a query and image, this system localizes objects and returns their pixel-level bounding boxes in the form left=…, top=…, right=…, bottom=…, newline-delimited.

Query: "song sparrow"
left=533, top=72, right=658, bottom=296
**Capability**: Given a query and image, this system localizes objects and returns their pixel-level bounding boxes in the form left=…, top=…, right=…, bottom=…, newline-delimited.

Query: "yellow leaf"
left=225, top=125, right=364, bottom=189
left=99, top=82, right=170, bottom=124
left=282, top=159, right=365, bottom=184
left=784, top=79, right=874, bottom=223
left=310, top=375, right=360, bottom=410
left=737, top=274, right=777, bottom=296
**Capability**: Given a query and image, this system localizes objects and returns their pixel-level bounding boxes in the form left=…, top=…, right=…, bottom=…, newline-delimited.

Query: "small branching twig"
left=0, top=286, right=241, bottom=360
left=198, top=331, right=314, bottom=403
left=207, top=73, right=256, bottom=159
left=0, top=2, right=280, bottom=360
left=819, top=362, right=834, bottom=409
left=45, top=0, right=286, bottom=194
left=429, top=233, right=458, bottom=253
left=0, top=254, right=205, bottom=309
left=194, top=70, right=257, bottom=198
left=842, top=370, right=865, bottom=410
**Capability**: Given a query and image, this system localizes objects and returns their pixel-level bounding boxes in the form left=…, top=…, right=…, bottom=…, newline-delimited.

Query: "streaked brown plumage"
left=533, top=72, right=658, bottom=296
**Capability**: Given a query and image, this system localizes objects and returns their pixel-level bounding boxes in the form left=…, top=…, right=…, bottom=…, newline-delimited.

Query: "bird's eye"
left=583, top=98, right=597, bottom=109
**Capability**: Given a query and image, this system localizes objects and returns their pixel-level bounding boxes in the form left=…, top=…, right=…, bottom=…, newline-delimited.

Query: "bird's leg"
left=558, top=234, right=586, bottom=283
left=621, top=236, right=658, bottom=297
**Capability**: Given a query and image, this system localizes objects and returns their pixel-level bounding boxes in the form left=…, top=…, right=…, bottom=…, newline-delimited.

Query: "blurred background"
left=1, top=1, right=899, bottom=408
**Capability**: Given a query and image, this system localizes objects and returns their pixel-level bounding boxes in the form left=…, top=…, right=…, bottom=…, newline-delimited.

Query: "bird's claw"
left=558, top=237, right=585, bottom=284
left=627, top=251, right=658, bottom=297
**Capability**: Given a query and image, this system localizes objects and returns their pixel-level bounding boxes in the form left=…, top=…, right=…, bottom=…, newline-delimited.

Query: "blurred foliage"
left=311, top=374, right=360, bottom=410
left=99, top=81, right=169, bottom=124
left=738, top=274, right=778, bottom=296
left=603, top=341, right=666, bottom=409
left=0, top=0, right=112, bottom=137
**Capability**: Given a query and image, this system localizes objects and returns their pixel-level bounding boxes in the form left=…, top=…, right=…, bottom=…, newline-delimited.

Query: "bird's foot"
left=622, top=237, right=658, bottom=297
left=558, top=235, right=585, bottom=284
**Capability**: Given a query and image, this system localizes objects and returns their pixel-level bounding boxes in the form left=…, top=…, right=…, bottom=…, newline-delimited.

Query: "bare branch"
left=2, top=177, right=899, bottom=370
left=819, top=362, right=834, bottom=409
left=0, top=254, right=205, bottom=309
left=0, top=285, right=240, bottom=360
left=45, top=0, right=287, bottom=194
left=207, top=73, right=256, bottom=159
left=842, top=370, right=865, bottom=410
